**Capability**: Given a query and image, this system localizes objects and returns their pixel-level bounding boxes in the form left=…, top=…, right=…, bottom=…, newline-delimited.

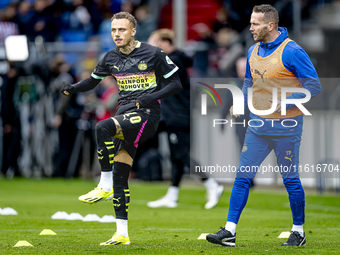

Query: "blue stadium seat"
left=0, top=0, right=11, bottom=10
left=60, top=30, right=88, bottom=42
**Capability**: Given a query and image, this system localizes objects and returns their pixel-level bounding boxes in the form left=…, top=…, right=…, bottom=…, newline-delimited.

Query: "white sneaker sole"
left=147, top=200, right=177, bottom=208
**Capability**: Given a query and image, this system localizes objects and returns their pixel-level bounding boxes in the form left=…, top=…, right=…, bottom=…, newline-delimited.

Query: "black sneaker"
left=281, top=231, right=306, bottom=246
left=206, top=227, right=236, bottom=247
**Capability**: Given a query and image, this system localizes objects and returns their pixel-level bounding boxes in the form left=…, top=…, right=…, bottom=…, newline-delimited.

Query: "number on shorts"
left=130, top=116, right=141, bottom=124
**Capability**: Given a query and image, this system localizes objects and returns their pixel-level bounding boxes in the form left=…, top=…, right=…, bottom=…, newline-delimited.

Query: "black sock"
left=113, top=162, right=131, bottom=220
left=95, top=118, right=117, bottom=171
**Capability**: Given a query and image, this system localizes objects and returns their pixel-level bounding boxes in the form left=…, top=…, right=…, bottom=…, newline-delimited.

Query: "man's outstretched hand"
left=61, top=82, right=75, bottom=96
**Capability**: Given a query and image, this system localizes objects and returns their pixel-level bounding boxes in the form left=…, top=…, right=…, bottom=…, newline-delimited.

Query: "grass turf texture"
left=0, top=178, right=340, bottom=254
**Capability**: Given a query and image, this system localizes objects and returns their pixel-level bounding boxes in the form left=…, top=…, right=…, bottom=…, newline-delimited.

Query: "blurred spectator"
left=27, top=0, right=61, bottom=41
left=81, top=47, right=98, bottom=72
left=216, top=27, right=243, bottom=76
left=13, top=53, right=77, bottom=177
left=49, top=54, right=83, bottom=177
left=135, top=5, right=157, bottom=42
left=144, top=0, right=168, bottom=23
left=1, top=3, right=17, bottom=22
left=0, top=5, right=20, bottom=43
left=60, top=0, right=92, bottom=41
left=213, top=7, right=231, bottom=33
left=85, top=0, right=107, bottom=35
left=121, top=0, right=134, bottom=14
left=223, top=0, right=276, bottom=32
left=96, top=0, right=116, bottom=52
left=15, top=1, right=34, bottom=35
left=191, top=23, right=215, bottom=77
left=1, top=64, right=21, bottom=177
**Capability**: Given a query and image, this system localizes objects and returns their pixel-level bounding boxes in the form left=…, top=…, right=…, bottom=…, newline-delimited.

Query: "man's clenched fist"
left=61, top=83, right=75, bottom=96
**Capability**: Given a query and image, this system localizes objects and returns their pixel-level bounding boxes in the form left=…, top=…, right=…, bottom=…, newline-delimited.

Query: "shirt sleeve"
left=284, top=47, right=322, bottom=109
left=91, top=53, right=111, bottom=80
left=154, top=48, right=179, bottom=79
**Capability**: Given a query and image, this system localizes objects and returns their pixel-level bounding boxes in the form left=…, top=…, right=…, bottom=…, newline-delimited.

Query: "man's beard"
left=117, top=37, right=132, bottom=48
left=254, top=27, right=268, bottom=42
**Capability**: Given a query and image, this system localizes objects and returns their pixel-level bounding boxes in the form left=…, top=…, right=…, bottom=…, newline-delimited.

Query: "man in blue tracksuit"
left=206, top=4, right=321, bottom=247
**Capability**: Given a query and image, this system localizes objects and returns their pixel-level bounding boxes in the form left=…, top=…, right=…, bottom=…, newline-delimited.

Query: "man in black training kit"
left=146, top=29, right=224, bottom=209
left=61, top=12, right=181, bottom=245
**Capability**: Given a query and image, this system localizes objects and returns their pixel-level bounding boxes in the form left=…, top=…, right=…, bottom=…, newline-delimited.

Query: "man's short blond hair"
left=111, top=12, right=137, bottom=28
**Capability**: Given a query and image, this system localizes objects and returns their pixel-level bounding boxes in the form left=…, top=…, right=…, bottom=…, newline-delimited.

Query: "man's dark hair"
left=253, top=4, right=279, bottom=29
left=111, top=12, right=137, bottom=28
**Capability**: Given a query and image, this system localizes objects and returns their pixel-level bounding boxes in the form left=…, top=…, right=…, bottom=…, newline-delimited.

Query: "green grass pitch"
left=0, top=178, right=340, bottom=254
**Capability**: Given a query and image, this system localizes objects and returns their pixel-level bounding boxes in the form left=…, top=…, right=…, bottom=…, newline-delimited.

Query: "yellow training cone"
left=40, top=229, right=57, bottom=235
left=197, top=233, right=209, bottom=240
left=278, top=232, right=291, bottom=238
left=14, top=240, right=33, bottom=247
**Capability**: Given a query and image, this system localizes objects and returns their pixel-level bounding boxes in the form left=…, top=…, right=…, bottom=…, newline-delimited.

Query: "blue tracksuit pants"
left=227, top=129, right=305, bottom=225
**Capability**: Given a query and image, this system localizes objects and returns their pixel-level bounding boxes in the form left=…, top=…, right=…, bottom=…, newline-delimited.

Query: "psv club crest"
left=138, top=62, right=147, bottom=70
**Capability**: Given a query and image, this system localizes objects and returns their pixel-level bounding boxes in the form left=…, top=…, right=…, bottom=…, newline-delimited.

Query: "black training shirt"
left=91, top=41, right=179, bottom=104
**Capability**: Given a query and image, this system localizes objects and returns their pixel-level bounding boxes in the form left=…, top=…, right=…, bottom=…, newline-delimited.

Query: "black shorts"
left=112, top=102, right=160, bottom=158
